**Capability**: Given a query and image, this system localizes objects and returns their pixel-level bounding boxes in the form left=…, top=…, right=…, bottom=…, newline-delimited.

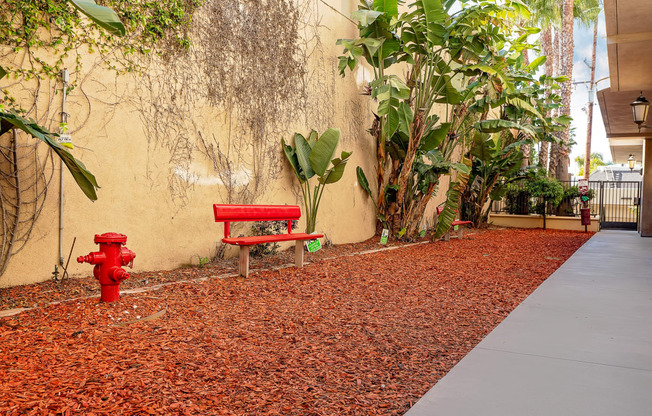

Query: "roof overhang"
left=599, top=0, right=652, bottom=163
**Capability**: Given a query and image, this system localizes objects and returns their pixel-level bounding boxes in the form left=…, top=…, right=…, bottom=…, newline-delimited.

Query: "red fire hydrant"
left=77, top=232, right=136, bottom=302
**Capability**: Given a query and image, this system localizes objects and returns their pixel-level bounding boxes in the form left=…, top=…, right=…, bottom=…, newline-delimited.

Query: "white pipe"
left=58, top=69, right=69, bottom=265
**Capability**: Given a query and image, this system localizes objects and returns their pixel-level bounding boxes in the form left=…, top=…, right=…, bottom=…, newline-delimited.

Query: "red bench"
left=213, top=204, right=323, bottom=277
left=436, top=206, right=472, bottom=240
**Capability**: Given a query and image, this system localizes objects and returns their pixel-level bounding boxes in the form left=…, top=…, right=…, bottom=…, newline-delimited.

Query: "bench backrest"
left=213, top=204, right=301, bottom=222
left=213, top=204, right=301, bottom=238
left=436, top=205, right=459, bottom=215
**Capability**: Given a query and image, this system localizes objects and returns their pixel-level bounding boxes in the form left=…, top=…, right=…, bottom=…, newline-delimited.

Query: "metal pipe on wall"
left=59, top=69, right=69, bottom=266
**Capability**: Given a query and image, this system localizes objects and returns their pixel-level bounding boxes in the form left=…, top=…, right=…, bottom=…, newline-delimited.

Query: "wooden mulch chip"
left=0, top=229, right=592, bottom=415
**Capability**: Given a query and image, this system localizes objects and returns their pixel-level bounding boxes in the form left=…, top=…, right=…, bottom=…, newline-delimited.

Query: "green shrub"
left=563, top=185, right=595, bottom=201
left=526, top=177, right=564, bottom=215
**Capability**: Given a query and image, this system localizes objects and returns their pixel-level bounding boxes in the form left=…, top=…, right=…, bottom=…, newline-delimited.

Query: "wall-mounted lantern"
left=628, top=154, right=635, bottom=172
left=631, top=92, right=650, bottom=131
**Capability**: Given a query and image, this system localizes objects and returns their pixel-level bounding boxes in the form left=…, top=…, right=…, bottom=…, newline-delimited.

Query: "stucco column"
left=640, top=138, right=652, bottom=236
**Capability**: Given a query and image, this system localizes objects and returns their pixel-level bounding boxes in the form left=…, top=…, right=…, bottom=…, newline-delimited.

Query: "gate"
left=491, top=180, right=642, bottom=230
left=598, top=181, right=641, bottom=230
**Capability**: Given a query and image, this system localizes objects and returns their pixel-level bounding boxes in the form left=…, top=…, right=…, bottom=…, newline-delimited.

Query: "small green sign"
left=380, top=228, right=389, bottom=244
left=306, top=238, right=322, bottom=253
left=453, top=225, right=459, bottom=231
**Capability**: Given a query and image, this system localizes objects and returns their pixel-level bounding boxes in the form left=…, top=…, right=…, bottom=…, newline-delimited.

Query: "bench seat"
left=214, top=204, right=321, bottom=277
left=451, top=220, right=472, bottom=226
left=223, top=233, right=321, bottom=246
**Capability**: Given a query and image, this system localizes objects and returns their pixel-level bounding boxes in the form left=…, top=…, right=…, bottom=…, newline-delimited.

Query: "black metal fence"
left=491, top=180, right=641, bottom=229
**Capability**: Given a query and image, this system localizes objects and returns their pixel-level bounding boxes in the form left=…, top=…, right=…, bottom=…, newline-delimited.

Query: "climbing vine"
left=0, top=0, right=201, bottom=97
left=0, top=0, right=202, bottom=278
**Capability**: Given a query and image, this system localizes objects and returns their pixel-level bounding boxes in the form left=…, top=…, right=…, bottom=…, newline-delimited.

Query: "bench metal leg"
left=457, top=226, right=463, bottom=239
left=239, top=246, right=249, bottom=277
left=295, top=240, right=304, bottom=268
left=443, top=231, right=450, bottom=242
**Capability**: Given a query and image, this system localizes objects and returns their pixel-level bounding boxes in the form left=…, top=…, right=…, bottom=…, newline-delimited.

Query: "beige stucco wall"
left=0, top=1, right=375, bottom=287
left=489, top=213, right=600, bottom=232
left=0, top=1, right=455, bottom=287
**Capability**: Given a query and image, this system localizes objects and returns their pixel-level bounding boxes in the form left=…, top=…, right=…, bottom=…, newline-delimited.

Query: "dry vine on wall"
left=134, top=0, right=341, bottom=236
left=0, top=131, right=53, bottom=276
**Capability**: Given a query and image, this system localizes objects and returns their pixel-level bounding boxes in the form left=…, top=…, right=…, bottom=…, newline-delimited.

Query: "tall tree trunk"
left=584, top=18, right=598, bottom=179
left=554, top=28, right=561, bottom=77
left=372, top=116, right=386, bottom=217
left=538, top=27, right=554, bottom=171
left=556, top=0, right=575, bottom=181
left=522, top=143, right=531, bottom=167
left=548, top=28, right=563, bottom=176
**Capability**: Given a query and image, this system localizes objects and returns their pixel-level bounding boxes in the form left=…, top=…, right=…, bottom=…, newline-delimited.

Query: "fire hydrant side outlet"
left=77, top=232, right=135, bottom=303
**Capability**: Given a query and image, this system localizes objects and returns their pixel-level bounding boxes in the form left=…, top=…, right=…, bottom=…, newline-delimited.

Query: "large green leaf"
left=309, top=128, right=340, bottom=176
left=1, top=111, right=99, bottom=200
left=471, top=134, right=495, bottom=161
left=69, top=0, right=126, bottom=36
left=377, top=94, right=400, bottom=116
left=320, top=151, right=352, bottom=184
left=351, top=10, right=384, bottom=27
left=422, top=0, right=447, bottom=27
left=373, top=0, right=398, bottom=17
left=388, top=76, right=410, bottom=93
left=397, top=101, right=414, bottom=137
left=357, top=166, right=373, bottom=199
left=307, top=130, right=318, bottom=147
left=294, top=133, right=315, bottom=179
left=506, top=97, right=544, bottom=121
left=377, top=38, right=400, bottom=59
left=387, top=107, right=400, bottom=138
left=420, top=123, right=450, bottom=151
left=527, top=56, right=546, bottom=71
left=450, top=162, right=471, bottom=175
left=466, top=64, right=498, bottom=75
left=281, top=138, right=305, bottom=182
left=432, top=75, right=462, bottom=104
left=362, top=38, right=384, bottom=58
left=337, top=39, right=364, bottom=59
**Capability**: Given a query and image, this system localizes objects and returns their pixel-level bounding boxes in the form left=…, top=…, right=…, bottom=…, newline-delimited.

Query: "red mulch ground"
left=0, top=228, right=592, bottom=415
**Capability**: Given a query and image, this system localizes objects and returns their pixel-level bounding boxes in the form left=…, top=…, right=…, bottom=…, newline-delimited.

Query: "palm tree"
left=584, top=4, right=601, bottom=179
left=552, top=0, right=601, bottom=180
left=523, top=0, right=600, bottom=178
left=549, top=0, right=575, bottom=181
left=575, top=152, right=606, bottom=176
left=522, top=0, right=560, bottom=171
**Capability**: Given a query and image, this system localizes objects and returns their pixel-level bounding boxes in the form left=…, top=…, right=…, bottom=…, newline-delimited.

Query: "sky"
left=566, top=10, right=611, bottom=173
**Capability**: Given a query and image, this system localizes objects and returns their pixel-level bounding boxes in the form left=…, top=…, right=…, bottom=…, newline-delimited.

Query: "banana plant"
left=338, top=0, right=553, bottom=240
left=0, top=110, right=99, bottom=200
left=282, top=128, right=352, bottom=234
left=68, top=0, right=126, bottom=36
left=457, top=66, right=570, bottom=228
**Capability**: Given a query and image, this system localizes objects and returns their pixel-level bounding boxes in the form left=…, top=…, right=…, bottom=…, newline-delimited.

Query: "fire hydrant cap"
left=94, top=232, right=128, bottom=244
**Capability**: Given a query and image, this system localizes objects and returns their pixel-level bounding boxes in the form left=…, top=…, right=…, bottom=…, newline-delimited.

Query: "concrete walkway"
left=405, top=230, right=652, bottom=416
